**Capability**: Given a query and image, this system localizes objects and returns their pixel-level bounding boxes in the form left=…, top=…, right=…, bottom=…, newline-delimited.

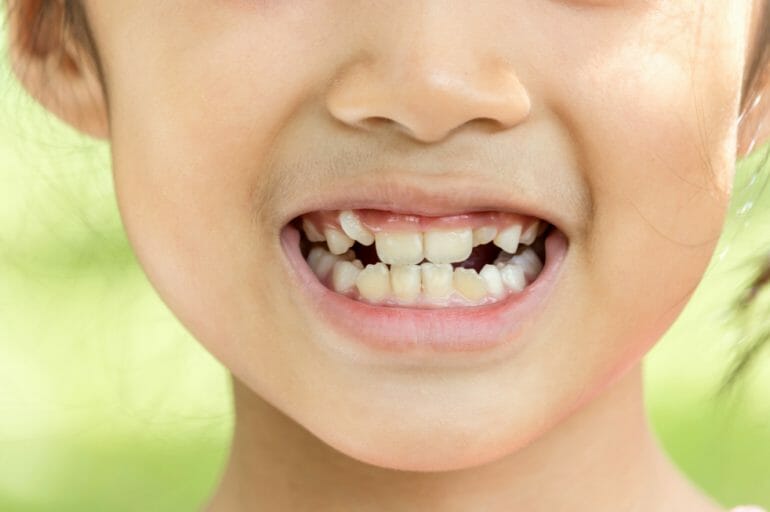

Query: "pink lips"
left=279, top=222, right=569, bottom=355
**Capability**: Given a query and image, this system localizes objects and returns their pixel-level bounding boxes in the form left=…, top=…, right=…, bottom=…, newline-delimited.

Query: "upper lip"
left=279, top=170, right=570, bottom=236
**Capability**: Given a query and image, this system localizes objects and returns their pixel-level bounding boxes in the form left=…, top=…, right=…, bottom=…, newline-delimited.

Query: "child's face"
left=79, top=1, right=751, bottom=470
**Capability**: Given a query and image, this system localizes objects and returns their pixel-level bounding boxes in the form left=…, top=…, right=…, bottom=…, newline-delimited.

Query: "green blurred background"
left=2, top=19, right=770, bottom=512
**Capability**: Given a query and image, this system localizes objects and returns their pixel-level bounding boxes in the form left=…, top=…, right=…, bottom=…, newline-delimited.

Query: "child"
left=5, top=1, right=769, bottom=510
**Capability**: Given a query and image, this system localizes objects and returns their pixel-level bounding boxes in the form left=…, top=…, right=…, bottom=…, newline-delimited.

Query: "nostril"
left=358, top=116, right=397, bottom=131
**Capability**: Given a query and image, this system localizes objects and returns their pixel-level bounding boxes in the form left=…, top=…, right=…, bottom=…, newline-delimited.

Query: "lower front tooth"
left=453, top=268, right=487, bottom=302
left=500, top=264, right=526, bottom=292
left=356, top=263, right=391, bottom=301
left=479, top=264, right=505, bottom=298
left=332, top=260, right=363, bottom=293
left=421, top=263, right=453, bottom=299
left=390, top=264, right=421, bottom=301
left=325, top=227, right=355, bottom=255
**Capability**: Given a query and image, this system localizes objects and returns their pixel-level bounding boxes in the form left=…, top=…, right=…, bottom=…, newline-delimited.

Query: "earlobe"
left=6, top=1, right=109, bottom=140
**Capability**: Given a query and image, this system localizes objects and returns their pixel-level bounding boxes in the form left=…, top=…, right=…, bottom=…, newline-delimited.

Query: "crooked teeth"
left=302, top=218, right=326, bottom=242
left=356, top=263, right=391, bottom=301
left=472, top=226, right=497, bottom=247
left=325, top=227, right=355, bottom=255
left=331, top=259, right=363, bottom=293
left=424, top=228, right=472, bottom=264
left=520, top=220, right=540, bottom=246
left=303, top=211, right=548, bottom=305
left=421, top=262, right=453, bottom=299
left=391, top=264, right=421, bottom=301
left=493, top=224, right=522, bottom=254
left=479, top=264, right=505, bottom=298
left=453, top=268, right=487, bottom=302
left=339, top=210, right=375, bottom=246
left=374, top=231, right=424, bottom=265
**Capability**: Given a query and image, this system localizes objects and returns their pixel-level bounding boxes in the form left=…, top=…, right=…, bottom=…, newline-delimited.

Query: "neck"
left=205, top=362, right=724, bottom=512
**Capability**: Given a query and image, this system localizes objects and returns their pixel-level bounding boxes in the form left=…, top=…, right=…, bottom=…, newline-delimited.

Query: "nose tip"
left=326, top=57, right=531, bottom=144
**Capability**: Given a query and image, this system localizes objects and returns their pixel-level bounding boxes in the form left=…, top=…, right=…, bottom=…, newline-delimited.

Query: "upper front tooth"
left=494, top=224, right=522, bottom=254
left=479, top=264, right=505, bottom=298
left=302, top=218, right=326, bottom=242
left=390, top=264, right=421, bottom=302
left=520, top=220, right=541, bottom=245
left=374, top=231, right=424, bottom=265
left=424, top=228, right=472, bottom=264
left=421, top=263, right=453, bottom=299
left=339, top=210, right=375, bottom=246
left=453, top=268, right=487, bottom=302
left=472, top=226, right=497, bottom=247
left=325, top=227, right=355, bottom=255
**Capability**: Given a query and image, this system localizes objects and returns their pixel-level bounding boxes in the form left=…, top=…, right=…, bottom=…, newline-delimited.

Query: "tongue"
left=354, top=241, right=500, bottom=271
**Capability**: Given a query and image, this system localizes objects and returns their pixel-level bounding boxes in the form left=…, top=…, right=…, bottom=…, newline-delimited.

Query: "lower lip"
left=279, top=225, right=568, bottom=356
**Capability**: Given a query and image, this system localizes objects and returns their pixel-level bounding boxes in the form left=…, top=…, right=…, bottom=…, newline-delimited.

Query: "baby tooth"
left=325, top=227, right=355, bottom=255
left=339, top=210, right=375, bottom=246
left=493, top=224, right=522, bottom=254
left=332, top=260, right=363, bottom=293
left=424, top=229, right=472, bottom=264
left=421, top=263, right=454, bottom=299
left=375, top=231, right=424, bottom=265
left=453, top=268, right=487, bottom=302
left=479, top=264, right=505, bottom=298
left=500, top=264, right=526, bottom=292
left=356, top=263, right=391, bottom=301
left=391, top=264, right=421, bottom=302
left=307, top=246, right=338, bottom=280
left=512, top=248, right=543, bottom=282
left=302, top=218, right=326, bottom=242
left=472, top=226, right=497, bottom=247
left=520, top=220, right=541, bottom=245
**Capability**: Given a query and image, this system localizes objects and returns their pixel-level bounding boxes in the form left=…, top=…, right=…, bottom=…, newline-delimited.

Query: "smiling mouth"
left=291, top=209, right=553, bottom=309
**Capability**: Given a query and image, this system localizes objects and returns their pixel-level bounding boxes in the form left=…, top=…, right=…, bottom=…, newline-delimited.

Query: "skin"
left=7, top=0, right=770, bottom=510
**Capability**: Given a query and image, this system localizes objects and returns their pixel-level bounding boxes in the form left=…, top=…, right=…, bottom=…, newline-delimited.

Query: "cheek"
left=552, top=12, right=741, bottom=340
left=100, top=21, right=328, bottom=381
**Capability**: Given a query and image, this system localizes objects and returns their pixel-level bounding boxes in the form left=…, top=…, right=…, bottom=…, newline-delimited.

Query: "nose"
left=325, top=14, right=531, bottom=144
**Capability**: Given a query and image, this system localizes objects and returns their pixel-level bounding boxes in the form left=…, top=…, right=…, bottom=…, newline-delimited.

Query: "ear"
left=6, top=0, right=109, bottom=140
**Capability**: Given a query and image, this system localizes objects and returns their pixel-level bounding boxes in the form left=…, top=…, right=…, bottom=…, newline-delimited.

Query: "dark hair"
left=7, top=0, right=104, bottom=86
left=8, top=0, right=770, bottom=393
